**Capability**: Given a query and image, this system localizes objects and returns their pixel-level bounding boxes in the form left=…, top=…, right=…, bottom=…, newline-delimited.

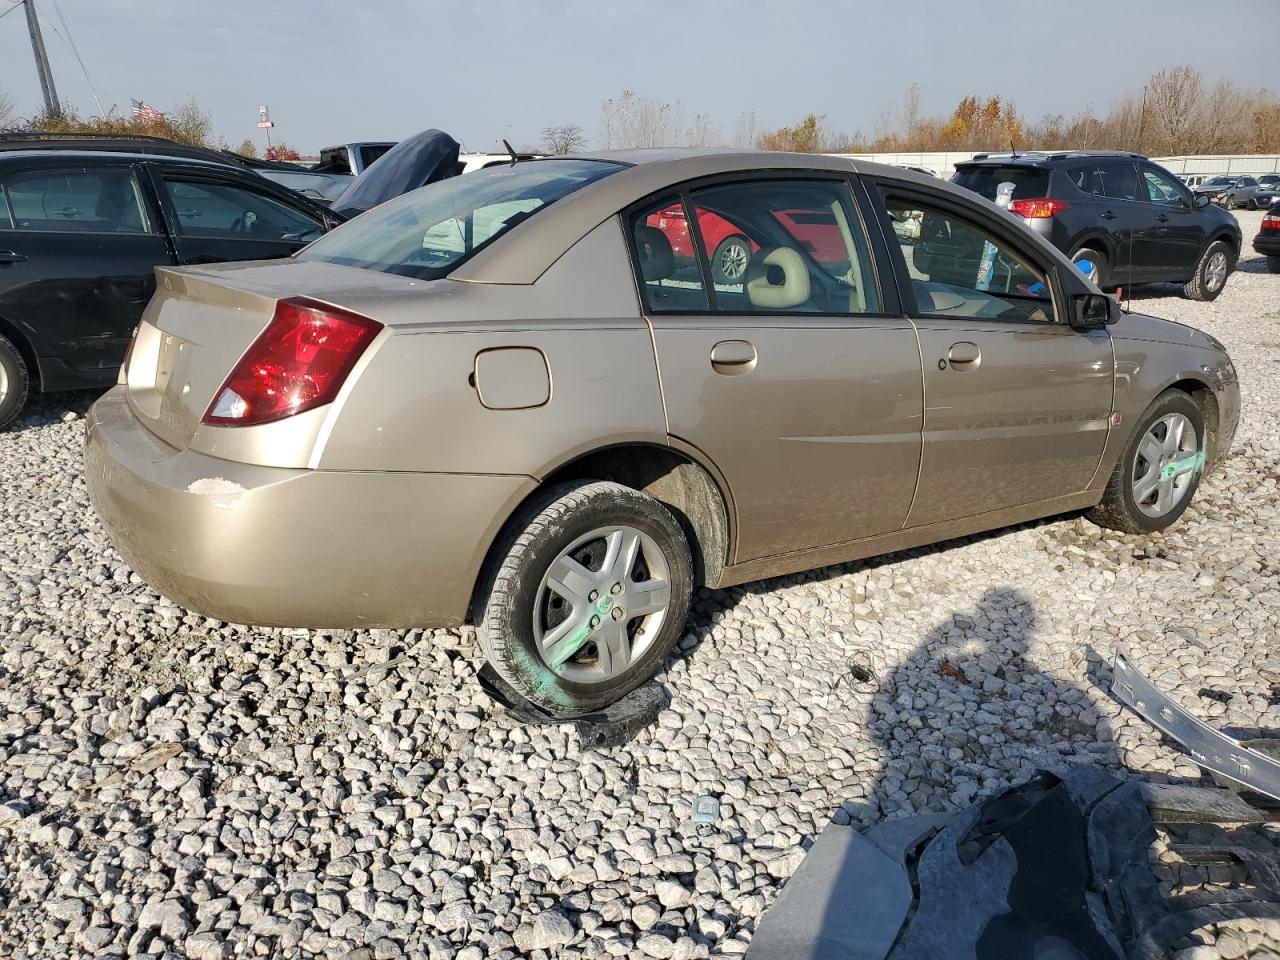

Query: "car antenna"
left=502, top=139, right=520, bottom=165
left=1010, top=138, right=1019, bottom=160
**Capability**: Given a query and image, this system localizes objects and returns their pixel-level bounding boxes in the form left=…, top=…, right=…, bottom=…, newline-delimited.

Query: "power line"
left=44, top=0, right=107, bottom=116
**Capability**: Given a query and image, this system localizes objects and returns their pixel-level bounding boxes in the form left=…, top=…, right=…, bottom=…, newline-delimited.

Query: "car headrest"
left=746, top=246, right=810, bottom=310
left=635, top=226, right=674, bottom=281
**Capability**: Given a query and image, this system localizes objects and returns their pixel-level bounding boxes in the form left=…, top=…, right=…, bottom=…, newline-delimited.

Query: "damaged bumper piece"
left=1112, top=650, right=1280, bottom=802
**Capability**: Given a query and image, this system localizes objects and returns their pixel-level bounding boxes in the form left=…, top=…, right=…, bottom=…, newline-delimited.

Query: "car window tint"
left=1098, top=161, right=1143, bottom=202
left=161, top=178, right=324, bottom=242
left=1, top=168, right=153, bottom=234
left=629, top=196, right=710, bottom=313
left=359, top=145, right=392, bottom=170
left=950, top=166, right=1049, bottom=202
left=1067, top=165, right=1106, bottom=197
left=1142, top=166, right=1187, bottom=206
left=881, top=194, right=1054, bottom=324
left=684, top=179, right=880, bottom=315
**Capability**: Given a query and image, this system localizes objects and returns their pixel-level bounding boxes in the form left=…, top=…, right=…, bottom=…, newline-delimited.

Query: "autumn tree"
left=541, top=123, right=587, bottom=154
left=28, top=98, right=214, bottom=146
left=233, top=139, right=258, bottom=158
left=265, top=142, right=301, bottom=161
left=755, top=114, right=846, bottom=152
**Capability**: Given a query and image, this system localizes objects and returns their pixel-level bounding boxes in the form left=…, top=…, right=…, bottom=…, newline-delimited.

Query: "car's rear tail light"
left=203, top=297, right=381, bottom=427
left=1008, top=198, right=1070, bottom=219
left=1262, top=212, right=1280, bottom=231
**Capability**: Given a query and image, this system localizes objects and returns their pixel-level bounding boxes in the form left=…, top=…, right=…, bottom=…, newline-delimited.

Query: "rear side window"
left=299, top=159, right=621, bottom=280
left=161, top=177, right=324, bottom=242
left=881, top=193, right=1055, bottom=324
left=951, top=166, right=1049, bottom=202
left=1098, top=160, right=1143, bottom=202
left=629, top=196, right=711, bottom=313
left=1, top=168, right=153, bottom=234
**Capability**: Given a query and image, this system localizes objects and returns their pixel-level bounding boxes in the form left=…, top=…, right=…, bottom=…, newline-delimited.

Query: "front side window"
left=882, top=194, right=1054, bottom=323
left=687, top=179, right=880, bottom=314
left=1141, top=166, right=1188, bottom=206
left=299, top=158, right=620, bottom=280
left=161, top=178, right=324, bottom=242
left=1, top=168, right=153, bottom=234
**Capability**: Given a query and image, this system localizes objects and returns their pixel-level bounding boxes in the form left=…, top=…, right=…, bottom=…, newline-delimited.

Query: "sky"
left=2, top=0, right=1278, bottom=155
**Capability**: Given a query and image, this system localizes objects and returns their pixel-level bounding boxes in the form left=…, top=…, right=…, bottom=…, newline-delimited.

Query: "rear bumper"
left=84, top=387, right=534, bottom=628
left=1252, top=232, right=1280, bottom=257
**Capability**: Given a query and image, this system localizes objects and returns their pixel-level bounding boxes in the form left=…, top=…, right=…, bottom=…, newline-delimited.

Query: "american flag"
left=130, top=99, right=165, bottom=123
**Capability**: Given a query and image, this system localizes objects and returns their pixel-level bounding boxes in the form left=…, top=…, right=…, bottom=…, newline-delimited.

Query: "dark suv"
left=952, top=151, right=1241, bottom=301
left=0, top=147, right=337, bottom=428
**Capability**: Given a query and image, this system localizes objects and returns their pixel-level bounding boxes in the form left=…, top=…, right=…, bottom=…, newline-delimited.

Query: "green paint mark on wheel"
left=1160, top=450, right=1205, bottom=481
left=551, top=621, right=593, bottom=668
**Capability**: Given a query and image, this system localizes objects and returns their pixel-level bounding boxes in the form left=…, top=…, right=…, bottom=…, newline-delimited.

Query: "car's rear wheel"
left=1268, top=255, right=1280, bottom=274
left=1070, top=247, right=1108, bottom=287
left=1087, top=390, right=1206, bottom=535
left=0, top=333, right=31, bottom=431
left=1183, top=239, right=1233, bottom=301
left=711, top=235, right=752, bottom=286
left=477, top=481, right=693, bottom=718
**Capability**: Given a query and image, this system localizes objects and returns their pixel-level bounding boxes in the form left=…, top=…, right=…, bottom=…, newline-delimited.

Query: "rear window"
left=358, top=144, right=393, bottom=170
left=297, top=159, right=622, bottom=280
left=951, top=166, right=1050, bottom=202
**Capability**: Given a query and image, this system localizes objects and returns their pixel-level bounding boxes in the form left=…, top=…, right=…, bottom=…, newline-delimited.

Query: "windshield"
left=298, top=159, right=622, bottom=279
left=1205, top=176, right=1235, bottom=186
left=951, top=166, right=1050, bottom=202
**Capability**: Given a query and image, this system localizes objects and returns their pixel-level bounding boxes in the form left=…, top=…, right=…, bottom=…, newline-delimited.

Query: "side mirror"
left=1070, top=293, right=1116, bottom=330
left=1194, top=193, right=1211, bottom=209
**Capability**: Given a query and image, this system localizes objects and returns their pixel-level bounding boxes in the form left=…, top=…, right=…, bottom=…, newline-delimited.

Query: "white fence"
left=833, top=151, right=1280, bottom=177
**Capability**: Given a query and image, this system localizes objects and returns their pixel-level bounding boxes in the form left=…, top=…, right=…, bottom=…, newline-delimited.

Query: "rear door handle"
left=946, top=341, right=981, bottom=370
left=1155, top=213, right=1170, bottom=223
left=1101, top=210, right=1117, bottom=220
left=0, top=250, right=28, bottom=264
left=710, top=339, right=757, bottom=375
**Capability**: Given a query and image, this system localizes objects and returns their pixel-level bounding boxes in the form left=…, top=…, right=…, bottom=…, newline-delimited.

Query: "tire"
left=1182, top=239, right=1233, bottom=301
left=0, top=333, right=31, bottom=432
left=1268, top=256, right=1280, bottom=274
left=1070, top=247, right=1108, bottom=288
left=1246, top=198, right=1258, bottom=211
left=710, top=235, right=751, bottom=286
left=477, top=480, right=693, bottom=718
left=1086, top=390, right=1206, bottom=535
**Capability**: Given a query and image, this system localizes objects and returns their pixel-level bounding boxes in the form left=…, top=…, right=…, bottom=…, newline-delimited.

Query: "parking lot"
left=0, top=208, right=1277, bottom=957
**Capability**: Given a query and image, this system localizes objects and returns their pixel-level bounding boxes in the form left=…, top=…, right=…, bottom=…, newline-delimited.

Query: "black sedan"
left=1255, top=206, right=1280, bottom=273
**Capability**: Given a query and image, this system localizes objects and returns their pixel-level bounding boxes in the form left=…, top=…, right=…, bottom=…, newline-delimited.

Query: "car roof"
left=449, top=150, right=955, bottom=285
left=0, top=148, right=241, bottom=169
left=959, top=150, right=1146, bottom=166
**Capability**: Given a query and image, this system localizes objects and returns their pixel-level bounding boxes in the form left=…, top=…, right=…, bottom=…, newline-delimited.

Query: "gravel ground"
left=1, top=211, right=1278, bottom=959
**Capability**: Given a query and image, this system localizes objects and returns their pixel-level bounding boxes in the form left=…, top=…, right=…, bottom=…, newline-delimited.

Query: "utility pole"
left=23, top=0, right=60, bottom=117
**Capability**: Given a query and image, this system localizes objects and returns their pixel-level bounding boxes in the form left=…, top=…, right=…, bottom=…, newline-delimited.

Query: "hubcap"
left=0, top=361, right=7, bottom=405
left=1205, top=251, right=1228, bottom=292
left=1131, top=412, right=1201, bottom=519
left=719, top=241, right=749, bottom=282
left=533, top=525, right=671, bottom=683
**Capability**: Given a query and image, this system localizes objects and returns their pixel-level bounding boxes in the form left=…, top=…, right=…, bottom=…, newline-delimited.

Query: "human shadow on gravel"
left=860, top=586, right=1122, bottom=823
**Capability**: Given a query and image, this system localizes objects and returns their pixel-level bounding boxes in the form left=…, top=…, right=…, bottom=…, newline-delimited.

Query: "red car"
left=647, top=204, right=849, bottom=284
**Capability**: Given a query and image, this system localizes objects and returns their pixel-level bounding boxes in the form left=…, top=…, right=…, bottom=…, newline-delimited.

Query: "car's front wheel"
left=0, top=333, right=31, bottom=431
left=477, top=481, right=693, bottom=718
left=1183, top=239, right=1233, bottom=301
left=1087, top=390, right=1206, bottom=535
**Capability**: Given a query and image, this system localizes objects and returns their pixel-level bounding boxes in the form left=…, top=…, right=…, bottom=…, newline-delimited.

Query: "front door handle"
left=710, top=339, right=757, bottom=375
left=946, top=341, right=981, bottom=370
left=0, top=250, right=28, bottom=264
left=1155, top=213, right=1170, bottom=223
left=1100, top=210, right=1117, bottom=220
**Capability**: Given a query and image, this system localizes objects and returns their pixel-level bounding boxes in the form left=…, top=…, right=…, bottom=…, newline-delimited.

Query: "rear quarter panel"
left=315, top=217, right=669, bottom=476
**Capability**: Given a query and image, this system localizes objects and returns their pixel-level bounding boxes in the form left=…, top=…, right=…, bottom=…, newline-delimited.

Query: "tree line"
left=540, top=67, right=1280, bottom=156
